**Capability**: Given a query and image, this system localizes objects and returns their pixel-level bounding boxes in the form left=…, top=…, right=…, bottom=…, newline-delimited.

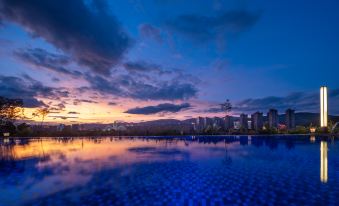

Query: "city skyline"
left=0, top=0, right=339, bottom=123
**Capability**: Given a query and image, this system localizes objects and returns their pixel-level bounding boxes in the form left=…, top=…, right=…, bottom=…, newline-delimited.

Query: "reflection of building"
left=285, top=109, right=295, bottom=130
left=310, top=135, right=316, bottom=143
left=320, top=86, right=328, bottom=127
left=320, top=141, right=328, bottom=183
left=268, top=109, right=278, bottom=129
left=239, top=114, right=248, bottom=130
left=251, top=112, right=263, bottom=132
left=240, top=136, right=249, bottom=145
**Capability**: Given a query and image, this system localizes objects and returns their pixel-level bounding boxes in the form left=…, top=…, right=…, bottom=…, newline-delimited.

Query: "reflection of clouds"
left=127, top=146, right=190, bottom=161
left=127, top=146, right=185, bottom=155
left=38, top=161, right=70, bottom=175
left=0, top=136, right=336, bottom=205
left=128, top=146, right=157, bottom=153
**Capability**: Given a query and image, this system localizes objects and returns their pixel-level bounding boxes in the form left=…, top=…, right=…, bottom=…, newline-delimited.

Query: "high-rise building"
left=320, top=86, right=328, bottom=127
left=268, top=109, right=278, bottom=129
left=251, top=112, right=263, bottom=132
left=212, top=117, right=223, bottom=129
left=57, top=124, right=65, bottom=132
left=285, top=109, right=295, bottom=130
left=195, top=117, right=205, bottom=132
left=233, top=121, right=241, bottom=130
left=72, top=124, right=80, bottom=131
left=204, top=117, right=213, bottom=128
left=248, top=120, right=252, bottom=130
left=224, top=115, right=233, bottom=130
left=195, top=117, right=213, bottom=132
left=239, top=114, right=248, bottom=130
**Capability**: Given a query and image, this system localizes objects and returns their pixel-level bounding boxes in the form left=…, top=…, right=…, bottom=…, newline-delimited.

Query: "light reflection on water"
left=320, top=141, right=328, bottom=183
left=0, top=136, right=338, bottom=206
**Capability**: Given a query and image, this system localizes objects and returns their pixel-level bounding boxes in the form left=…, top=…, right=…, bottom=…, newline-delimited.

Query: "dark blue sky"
left=0, top=0, right=338, bottom=122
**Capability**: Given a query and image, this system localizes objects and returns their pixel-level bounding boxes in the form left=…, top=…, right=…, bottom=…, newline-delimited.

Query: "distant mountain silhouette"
left=138, top=119, right=182, bottom=126
left=278, top=112, right=339, bottom=126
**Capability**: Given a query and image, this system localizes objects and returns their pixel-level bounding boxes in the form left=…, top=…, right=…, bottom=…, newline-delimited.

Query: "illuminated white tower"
left=320, top=86, right=328, bottom=127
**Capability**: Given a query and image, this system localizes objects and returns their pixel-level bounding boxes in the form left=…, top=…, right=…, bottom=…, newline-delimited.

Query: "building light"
left=320, top=141, right=328, bottom=183
left=310, top=127, right=316, bottom=133
left=320, top=86, right=328, bottom=127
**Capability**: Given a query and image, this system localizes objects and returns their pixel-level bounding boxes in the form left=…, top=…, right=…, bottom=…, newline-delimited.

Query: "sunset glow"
left=0, top=0, right=338, bottom=125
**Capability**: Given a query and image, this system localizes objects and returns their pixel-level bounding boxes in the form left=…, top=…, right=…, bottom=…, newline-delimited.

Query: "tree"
left=0, top=96, right=24, bottom=124
left=328, top=121, right=334, bottom=132
left=17, top=123, right=32, bottom=136
left=220, top=99, right=232, bottom=116
left=33, top=108, right=50, bottom=126
left=0, top=121, right=16, bottom=134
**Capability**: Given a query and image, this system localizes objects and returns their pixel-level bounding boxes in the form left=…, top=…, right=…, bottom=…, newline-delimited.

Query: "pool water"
left=0, top=136, right=338, bottom=206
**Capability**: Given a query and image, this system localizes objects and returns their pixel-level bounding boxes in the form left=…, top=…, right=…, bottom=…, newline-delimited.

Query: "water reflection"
left=310, top=135, right=316, bottom=143
left=320, top=141, right=328, bottom=183
left=0, top=136, right=338, bottom=205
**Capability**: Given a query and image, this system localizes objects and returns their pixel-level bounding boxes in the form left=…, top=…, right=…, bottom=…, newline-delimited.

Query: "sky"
left=0, top=0, right=338, bottom=124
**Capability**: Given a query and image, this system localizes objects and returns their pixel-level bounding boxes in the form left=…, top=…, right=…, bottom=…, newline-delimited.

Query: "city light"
left=320, top=86, right=328, bottom=127
left=320, top=141, right=328, bottom=183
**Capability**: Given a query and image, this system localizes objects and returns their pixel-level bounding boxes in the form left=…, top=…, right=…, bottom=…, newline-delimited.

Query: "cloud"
left=131, top=82, right=197, bottom=100
left=166, top=10, right=260, bottom=43
left=234, top=89, right=339, bottom=114
left=85, top=73, right=198, bottom=101
left=123, top=61, right=170, bottom=74
left=49, top=115, right=78, bottom=120
left=52, top=77, right=60, bottom=82
left=0, top=0, right=131, bottom=74
left=125, top=103, right=191, bottom=115
left=139, top=23, right=162, bottom=42
left=73, top=99, right=99, bottom=105
left=21, top=98, right=47, bottom=108
left=0, top=75, right=68, bottom=108
left=14, top=48, right=82, bottom=77
left=68, top=111, right=80, bottom=114
left=108, top=102, right=117, bottom=106
left=204, top=107, right=223, bottom=113
left=84, top=60, right=200, bottom=101
left=56, top=103, right=66, bottom=110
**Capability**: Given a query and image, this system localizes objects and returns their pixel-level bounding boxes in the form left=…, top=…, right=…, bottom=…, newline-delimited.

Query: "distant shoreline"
left=2, top=133, right=338, bottom=139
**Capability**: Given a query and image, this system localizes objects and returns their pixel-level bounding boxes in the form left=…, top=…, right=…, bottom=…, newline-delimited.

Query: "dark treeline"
left=0, top=96, right=24, bottom=136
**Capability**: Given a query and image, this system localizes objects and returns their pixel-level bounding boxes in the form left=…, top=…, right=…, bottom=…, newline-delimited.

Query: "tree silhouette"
left=0, top=96, right=23, bottom=124
left=33, top=108, right=50, bottom=126
left=220, top=99, right=232, bottom=116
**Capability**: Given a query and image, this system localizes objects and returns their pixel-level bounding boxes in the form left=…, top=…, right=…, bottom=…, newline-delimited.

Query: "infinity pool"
left=0, top=136, right=338, bottom=206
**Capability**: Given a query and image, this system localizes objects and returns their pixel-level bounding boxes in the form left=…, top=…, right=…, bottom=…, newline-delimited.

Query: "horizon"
left=0, top=0, right=339, bottom=124
left=17, top=111, right=339, bottom=126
